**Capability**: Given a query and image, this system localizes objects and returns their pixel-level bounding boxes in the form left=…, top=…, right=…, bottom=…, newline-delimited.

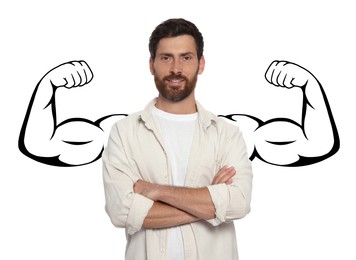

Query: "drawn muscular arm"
left=222, top=61, right=339, bottom=166
left=18, top=61, right=126, bottom=166
left=234, top=61, right=339, bottom=166
left=254, top=61, right=340, bottom=166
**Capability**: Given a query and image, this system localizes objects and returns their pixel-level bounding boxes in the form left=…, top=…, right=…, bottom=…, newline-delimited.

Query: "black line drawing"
left=18, top=60, right=340, bottom=167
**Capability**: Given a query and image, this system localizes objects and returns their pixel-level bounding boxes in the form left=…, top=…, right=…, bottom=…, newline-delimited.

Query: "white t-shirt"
left=152, top=106, right=197, bottom=260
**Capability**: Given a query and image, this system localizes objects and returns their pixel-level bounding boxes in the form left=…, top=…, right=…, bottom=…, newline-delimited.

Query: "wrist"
left=153, top=183, right=169, bottom=202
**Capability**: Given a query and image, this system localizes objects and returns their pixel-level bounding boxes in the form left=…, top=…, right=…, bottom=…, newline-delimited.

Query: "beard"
left=154, top=70, right=198, bottom=102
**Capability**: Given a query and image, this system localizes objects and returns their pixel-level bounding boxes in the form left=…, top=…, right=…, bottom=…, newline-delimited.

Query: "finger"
left=133, top=180, right=142, bottom=193
left=211, top=166, right=229, bottom=184
left=62, top=73, right=75, bottom=88
left=276, top=70, right=288, bottom=87
left=264, top=60, right=278, bottom=84
left=78, top=60, right=94, bottom=85
left=61, top=62, right=81, bottom=88
left=283, top=73, right=294, bottom=88
left=71, top=69, right=82, bottom=87
left=266, top=61, right=291, bottom=87
left=218, top=169, right=236, bottom=184
left=72, top=61, right=88, bottom=86
left=277, top=62, right=298, bottom=88
left=272, top=69, right=283, bottom=86
left=226, top=178, right=233, bottom=185
left=272, top=61, right=289, bottom=87
left=212, top=166, right=236, bottom=185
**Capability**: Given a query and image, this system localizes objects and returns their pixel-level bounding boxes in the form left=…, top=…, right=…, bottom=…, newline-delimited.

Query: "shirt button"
left=160, top=248, right=165, bottom=253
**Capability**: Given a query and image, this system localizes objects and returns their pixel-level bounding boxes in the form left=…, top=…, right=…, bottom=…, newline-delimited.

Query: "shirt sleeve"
left=102, top=123, right=154, bottom=235
left=206, top=125, right=253, bottom=226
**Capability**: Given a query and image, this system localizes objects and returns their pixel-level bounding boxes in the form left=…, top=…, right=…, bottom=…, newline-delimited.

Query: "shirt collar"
left=140, top=98, right=217, bottom=130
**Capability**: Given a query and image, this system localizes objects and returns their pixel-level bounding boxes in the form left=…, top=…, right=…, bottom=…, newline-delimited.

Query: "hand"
left=211, top=166, right=236, bottom=185
left=43, top=60, right=93, bottom=89
left=133, top=180, right=159, bottom=201
left=265, top=60, right=314, bottom=89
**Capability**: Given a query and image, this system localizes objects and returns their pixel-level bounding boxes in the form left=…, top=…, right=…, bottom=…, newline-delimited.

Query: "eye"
left=160, top=56, right=172, bottom=63
left=182, top=55, right=192, bottom=62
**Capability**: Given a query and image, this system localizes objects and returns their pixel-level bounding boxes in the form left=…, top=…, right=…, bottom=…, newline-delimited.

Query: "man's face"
left=150, top=35, right=205, bottom=102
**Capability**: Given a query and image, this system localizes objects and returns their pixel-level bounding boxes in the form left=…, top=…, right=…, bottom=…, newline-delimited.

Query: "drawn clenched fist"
left=265, top=60, right=314, bottom=89
left=43, top=60, right=93, bottom=89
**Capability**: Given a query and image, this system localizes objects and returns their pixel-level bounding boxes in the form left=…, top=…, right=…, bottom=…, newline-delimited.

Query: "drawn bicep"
left=50, top=120, right=106, bottom=165
left=254, top=120, right=307, bottom=165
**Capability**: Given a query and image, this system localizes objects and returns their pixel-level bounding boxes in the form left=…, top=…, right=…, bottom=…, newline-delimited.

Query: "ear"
left=198, top=55, right=205, bottom=75
left=149, top=58, right=155, bottom=75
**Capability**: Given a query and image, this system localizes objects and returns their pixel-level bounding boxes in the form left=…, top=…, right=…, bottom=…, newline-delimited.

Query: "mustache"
left=163, top=73, right=188, bottom=81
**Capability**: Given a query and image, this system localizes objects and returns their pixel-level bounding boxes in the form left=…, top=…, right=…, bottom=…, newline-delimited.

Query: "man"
left=102, top=18, right=253, bottom=260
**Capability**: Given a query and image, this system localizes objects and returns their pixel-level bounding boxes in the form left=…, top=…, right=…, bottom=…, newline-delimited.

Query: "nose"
left=169, top=59, right=182, bottom=74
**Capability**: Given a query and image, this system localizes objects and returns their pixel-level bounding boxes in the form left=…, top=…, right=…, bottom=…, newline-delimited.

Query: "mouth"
left=165, top=76, right=186, bottom=87
left=167, top=78, right=184, bottom=83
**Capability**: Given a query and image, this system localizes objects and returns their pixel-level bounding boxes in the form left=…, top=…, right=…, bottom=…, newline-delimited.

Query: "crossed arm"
left=103, top=119, right=253, bottom=234
left=134, top=166, right=236, bottom=229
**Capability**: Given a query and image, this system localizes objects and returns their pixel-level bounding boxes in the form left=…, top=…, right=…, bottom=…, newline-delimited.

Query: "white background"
left=1, top=0, right=355, bottom=259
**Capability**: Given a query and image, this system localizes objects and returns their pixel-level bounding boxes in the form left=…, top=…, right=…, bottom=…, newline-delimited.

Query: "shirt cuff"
left=206, top=184, right=229, bottom=226
left=126, top=193, right=154, bottom=235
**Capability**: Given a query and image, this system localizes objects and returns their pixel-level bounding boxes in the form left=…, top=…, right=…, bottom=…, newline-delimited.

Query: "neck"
left=155, top=93, right=197, bottom=114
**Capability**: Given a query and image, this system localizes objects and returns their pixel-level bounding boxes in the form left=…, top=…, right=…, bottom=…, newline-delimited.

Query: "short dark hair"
left=149, top=18, right=204, bottom=60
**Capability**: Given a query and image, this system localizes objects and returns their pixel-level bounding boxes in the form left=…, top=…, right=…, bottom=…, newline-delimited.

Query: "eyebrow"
left=158, top=52, right=196, bottom=57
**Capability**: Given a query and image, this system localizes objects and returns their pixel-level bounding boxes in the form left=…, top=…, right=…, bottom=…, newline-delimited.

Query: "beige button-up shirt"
left=102, top=99, right=253, bottom=260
